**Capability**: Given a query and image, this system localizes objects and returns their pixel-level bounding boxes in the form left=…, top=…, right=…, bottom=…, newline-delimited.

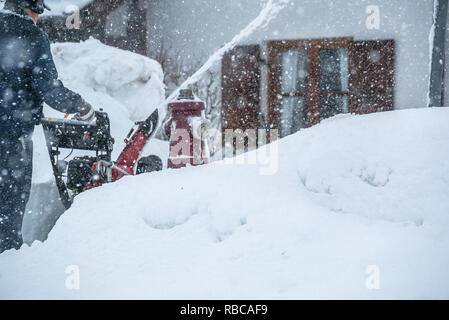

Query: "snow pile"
left=48, top=38, right=165, bottom=123
left=2, top=108, right=449, bottom=299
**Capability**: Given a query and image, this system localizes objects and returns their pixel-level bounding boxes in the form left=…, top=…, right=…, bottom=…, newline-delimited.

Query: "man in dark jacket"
left=0, top=0, right=94, bottom=253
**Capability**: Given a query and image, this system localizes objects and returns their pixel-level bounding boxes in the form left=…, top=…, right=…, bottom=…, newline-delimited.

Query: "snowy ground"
left=1, top=107, right=448, bottom=299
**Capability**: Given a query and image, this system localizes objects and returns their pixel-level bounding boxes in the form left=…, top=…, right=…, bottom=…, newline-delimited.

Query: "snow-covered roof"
left=43, top=0, right=94, bottom=16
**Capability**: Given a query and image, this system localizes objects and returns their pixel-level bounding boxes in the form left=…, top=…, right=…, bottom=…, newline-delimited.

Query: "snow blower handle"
left=72, top=102, right=96, bottom=122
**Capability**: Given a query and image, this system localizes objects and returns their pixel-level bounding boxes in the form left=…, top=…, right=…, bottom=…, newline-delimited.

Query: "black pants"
left=0, top=134, right=33, bottom=254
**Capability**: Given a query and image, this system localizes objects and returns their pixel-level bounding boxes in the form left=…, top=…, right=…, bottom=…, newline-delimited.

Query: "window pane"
left=279, top=97, right=308, bottom=137
left=320, top=48, right=348, bottom=92
left=320, top=95, right=348, bottom=120
left=105, top=2, right=129, bottom=38
left=279, top=50, right=308, bottom=94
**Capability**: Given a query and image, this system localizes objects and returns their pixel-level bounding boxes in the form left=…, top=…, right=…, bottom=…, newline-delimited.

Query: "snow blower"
left=41, top=109, right=162, bottom=209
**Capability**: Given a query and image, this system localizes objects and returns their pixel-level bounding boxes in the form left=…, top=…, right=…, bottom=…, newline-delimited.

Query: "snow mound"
left=49, top=38, right=165, bottom=122
left=2, top=108, right=449, bottom=299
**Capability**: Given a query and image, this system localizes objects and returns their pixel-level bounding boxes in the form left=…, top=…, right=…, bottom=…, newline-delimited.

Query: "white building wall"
left=444, top=5, right=449, bottom=106
left=147, top=0, right=437, bottom=109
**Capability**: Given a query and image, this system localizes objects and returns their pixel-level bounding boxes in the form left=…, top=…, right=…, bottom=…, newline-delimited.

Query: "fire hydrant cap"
left=178, top=89, right=195, bottom=101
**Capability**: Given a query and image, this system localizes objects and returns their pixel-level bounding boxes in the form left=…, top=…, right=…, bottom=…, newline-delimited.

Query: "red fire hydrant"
left=165, top=89, right=210, bottom=169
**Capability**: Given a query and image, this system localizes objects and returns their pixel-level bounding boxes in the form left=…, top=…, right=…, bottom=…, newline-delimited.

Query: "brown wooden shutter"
left=221, top=45, right=261, bottom=145
left=348, top=40, right=395, bottom=114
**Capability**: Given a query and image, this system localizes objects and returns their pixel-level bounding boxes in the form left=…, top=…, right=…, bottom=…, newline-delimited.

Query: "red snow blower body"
left=41, top=109, right=162, bottom=209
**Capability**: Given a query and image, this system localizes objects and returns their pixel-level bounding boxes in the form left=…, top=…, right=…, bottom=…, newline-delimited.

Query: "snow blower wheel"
left=136, top=155, right=163, bottom=175
left=41, top=109, right=160, bottom=209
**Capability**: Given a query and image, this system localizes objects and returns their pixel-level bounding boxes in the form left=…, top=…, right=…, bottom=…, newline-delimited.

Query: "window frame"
left=267, top=37, right=353, bottom=130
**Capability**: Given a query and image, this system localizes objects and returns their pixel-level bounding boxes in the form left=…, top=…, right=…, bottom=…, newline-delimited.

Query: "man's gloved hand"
left=73, top=101, right=95, bottom=122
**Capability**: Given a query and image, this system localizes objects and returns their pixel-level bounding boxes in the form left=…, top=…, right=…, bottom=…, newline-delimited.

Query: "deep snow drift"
left=23, top=39, right=166, bottom=243
left=1, top=107, right=448, bottom=299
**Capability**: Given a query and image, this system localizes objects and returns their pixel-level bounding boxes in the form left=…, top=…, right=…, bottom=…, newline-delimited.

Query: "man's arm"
left=30, top=31, right=91, bottom=115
